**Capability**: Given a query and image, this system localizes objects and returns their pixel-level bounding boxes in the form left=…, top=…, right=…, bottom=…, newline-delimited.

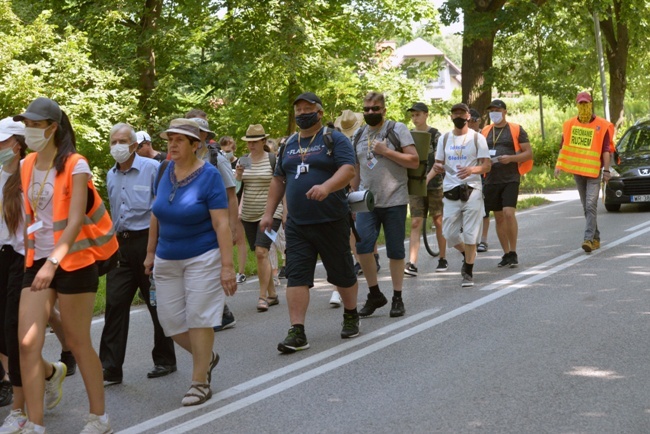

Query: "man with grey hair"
left=100, top=123, right=176, bottom=385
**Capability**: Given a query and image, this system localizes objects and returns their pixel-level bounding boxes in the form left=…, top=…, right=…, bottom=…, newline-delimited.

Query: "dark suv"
left=604, top=119, right=650, bottom=211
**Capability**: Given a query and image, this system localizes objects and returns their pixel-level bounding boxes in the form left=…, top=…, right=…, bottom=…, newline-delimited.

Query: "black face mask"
left=452, top=117, right=468, bottom=129
left=364, top=113, right=383, bottom=127
left=295, top=112, right=320, bottom=130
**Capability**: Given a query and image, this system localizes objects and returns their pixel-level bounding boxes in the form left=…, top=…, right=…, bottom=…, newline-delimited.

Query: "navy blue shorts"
left=355, top=205, right=407, bottom=259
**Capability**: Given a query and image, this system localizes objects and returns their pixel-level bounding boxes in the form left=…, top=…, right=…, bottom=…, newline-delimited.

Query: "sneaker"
left=581, top=239, right=593, bottom=253
left=17, top=421, right=44, bottom=434
left=0, top=408, right=27, bottom=433
left=389, top=297, right=405, bottom=318
left=436, top=258, right=448, bottom=272
left=278, top=266, right=286, bottom=279
left=329, top=291, right=342, bottom=308
left=509, top=252, right=519, bottom=268
left=236, top=273, right=246, bottom=284
left=592, top=239, right=600, bottom=250
left=44, top=361, right=67, bottom=410
left=213, top=304, right=236, bottom=332
left=0, top=380, right=12, bottom=407
left=404, top=262, right=418, bottom=277
left=340, top=313, right=360, bottom=339
left=374, top=253, right=381, bottom=272
left=358, top=293, right=388, bottom=317
left=59, top=351, right=76, bottom=377
left=79, top=413, right=112, bottom=434
left=277, top=327, right=310, bottom=354
left=461, top=264, right=474, bottom=287
left=497, top=252, right=512, bottom=268
left=354, top=262, right=363, bottom=276
left=477, top=241, right=488, bottom=253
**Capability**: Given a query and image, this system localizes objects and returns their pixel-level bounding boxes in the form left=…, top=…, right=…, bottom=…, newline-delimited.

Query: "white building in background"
left=388, top=38, right=462, bottom=101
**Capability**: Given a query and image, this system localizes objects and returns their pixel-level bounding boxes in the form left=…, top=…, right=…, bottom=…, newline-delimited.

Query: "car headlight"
left=608, top=167, right=621, bottom=178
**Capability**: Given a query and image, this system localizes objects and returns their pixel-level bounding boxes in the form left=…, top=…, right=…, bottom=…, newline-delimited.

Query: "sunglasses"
left=363, top=105, right=383, bottom=113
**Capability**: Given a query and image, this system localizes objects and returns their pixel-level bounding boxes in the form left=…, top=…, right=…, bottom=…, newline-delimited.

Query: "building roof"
left=394, top=38, right=445, bottom=58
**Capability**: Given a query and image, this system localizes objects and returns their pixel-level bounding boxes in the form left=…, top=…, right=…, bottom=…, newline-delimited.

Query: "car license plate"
left=631, top=195, right=650, bottom=202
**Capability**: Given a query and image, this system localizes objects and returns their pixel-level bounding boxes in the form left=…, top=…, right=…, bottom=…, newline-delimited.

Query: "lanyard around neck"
left=297, top=128, right=320, bottom=162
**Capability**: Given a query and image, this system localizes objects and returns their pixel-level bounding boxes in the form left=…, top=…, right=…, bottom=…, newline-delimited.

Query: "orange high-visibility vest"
left=22, top=152, right=118, bottom=271
left=557, top=116, right=610, bottom=178
left=481, top=122, right=533, bottom=175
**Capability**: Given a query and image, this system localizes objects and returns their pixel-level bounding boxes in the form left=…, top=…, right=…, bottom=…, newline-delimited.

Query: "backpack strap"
left=383, top=120, right=402, bottom=152
left=322, top=126, right=334, bottom=156
left=155, top=160, right=170, bottom=193
left=352, top=125, right=367, bottom=154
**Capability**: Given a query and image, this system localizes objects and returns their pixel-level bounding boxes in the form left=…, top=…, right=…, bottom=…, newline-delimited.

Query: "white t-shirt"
left=0, top=168, right=25, bottom=254
left=24, top=159, right=92, bottom=260
left=435, top=131, right=490, bottom=191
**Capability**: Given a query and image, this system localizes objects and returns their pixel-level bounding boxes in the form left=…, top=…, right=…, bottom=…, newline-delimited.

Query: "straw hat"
left=334, top=110, right=363, bottom=138
left=241, top=124, right=270, bottom=141
left=160, top=119, right=201, bottom=141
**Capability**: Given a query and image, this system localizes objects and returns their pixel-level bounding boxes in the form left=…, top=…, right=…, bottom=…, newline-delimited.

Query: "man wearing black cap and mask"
left=430, top=103, right=491, bottom=287
left=481, top=99, right=533, bottom=268
left=261, top=92, right=360, bottom=353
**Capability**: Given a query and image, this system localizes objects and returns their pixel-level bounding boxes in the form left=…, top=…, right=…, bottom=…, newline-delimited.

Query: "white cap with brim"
left=0, top=117, right=25, bottom=142
left=136, top=131, right=151, bottom=144
left=160, top=119, right=201, bottom=141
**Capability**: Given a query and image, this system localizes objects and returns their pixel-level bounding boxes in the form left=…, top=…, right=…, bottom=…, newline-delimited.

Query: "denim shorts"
left=355, top=205, right=407, bottom=259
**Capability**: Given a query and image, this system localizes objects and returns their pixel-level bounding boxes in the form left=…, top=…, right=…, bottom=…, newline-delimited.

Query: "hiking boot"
left=79, top=413, right=112, bottom=434
left=509, top=252, right=519, bottom=268
left=277, top=327, right=310, bottom=354
left=374, top=253, right=381, bottom=272
left=358, top=293, right=388, bottom=317
left=236, top=273, right=246, bottom=284
left=592, top=239, right=600, bottom=250
left=0, top=408, right=26, bottom=433
left=44, top=361, right=67, bottom=409
left=59, top=350, right=76, bottom=377
left=404, top=262, right=418, bottom=277
left=581, top=239, right=593, bottom=253
left=214, top=304, right=236, bottom=332
left=497, top=252, right=512, bottom=268
left=0, top=380, right=12, bottom=407
left=436, top=258, right=448, bottom=272
left=477, top=241, right=488, bottom=252
left=340, top=313, right=360, bottom=339
left=354, top=262, right=363, bottom=276
left=389, top=297, right=405, bottom=318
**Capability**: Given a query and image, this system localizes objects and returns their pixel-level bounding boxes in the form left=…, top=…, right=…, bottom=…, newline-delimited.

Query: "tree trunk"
left=137, top=0, right=162, bottom=116
left=600, top=1, right=628, bottom=129
left=461, top=34, right=495, bottom=118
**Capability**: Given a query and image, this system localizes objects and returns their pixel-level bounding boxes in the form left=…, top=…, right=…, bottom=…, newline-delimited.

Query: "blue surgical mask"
left=0, top=147, right=16, bottom=167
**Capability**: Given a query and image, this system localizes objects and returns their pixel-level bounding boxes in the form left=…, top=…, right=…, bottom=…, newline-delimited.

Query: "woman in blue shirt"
left=144, top=118, right=237, bottom=407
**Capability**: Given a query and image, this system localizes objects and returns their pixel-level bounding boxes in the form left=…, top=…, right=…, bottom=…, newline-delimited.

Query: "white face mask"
left=0, top=147, right=16, bottom=167
left=24, top=126, right=53, bottom=152
left=223, top=151, right=234, bottom=160
left=110, top=143, right=134, bottom=164
left=489, top=111, right=504, bottom=124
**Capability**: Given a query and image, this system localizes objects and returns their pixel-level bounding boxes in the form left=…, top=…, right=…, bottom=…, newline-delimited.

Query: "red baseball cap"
left=576, top=92, right=592, bottom=103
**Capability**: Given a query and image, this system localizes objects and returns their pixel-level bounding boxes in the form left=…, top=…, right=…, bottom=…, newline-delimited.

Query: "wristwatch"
left=47, top=257, right=59, bottom=266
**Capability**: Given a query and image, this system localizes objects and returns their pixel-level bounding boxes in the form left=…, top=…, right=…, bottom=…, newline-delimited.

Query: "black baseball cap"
left=407, top=102, right=429, bottom=113
left=14, top=97, right=62, bottom=123
left=450, top=103, right=470, bottom=113
left=487, top=99, right=507, bottom=110
left=293, top=92, right=323, bottom=106
left=469, top=109, right=481, bottom=120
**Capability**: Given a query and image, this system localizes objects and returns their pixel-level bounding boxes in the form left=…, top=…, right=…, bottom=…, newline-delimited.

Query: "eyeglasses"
left=363, top=106, right=383, bottom=113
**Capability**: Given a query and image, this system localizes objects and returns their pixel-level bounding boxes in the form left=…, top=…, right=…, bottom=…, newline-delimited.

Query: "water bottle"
left=149, top=274, right=157, bottom=307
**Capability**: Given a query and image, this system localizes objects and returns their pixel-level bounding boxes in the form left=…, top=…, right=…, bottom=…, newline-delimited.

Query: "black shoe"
left=278, top=266, right=286, bottom=279
left=389, top=297, right=405, bottom=318
left=374, top=253, right=381, bottom=272
left=278, top=327, right=310, bottom=354
left=147, top=364, right=177, bottom=379
left=103, top=369, right=122, bottom=386
left=497, top=252, right=512, bottom=268
left=404, top=262, right=418, bottom=277
left=214, top=304, right=236, bottom=332
left=354, top=262, right=363, bottom=276
left=341, top=313, right=360, bottom=339
left=0, top=380, right=12, bottom=407
left=436, top=258, right=448, bottom=272
left=358, top=293, right=388, bottom=317
left=509, top=252, right=518, bottom=268
left=59, top=351, right=76, bottom=377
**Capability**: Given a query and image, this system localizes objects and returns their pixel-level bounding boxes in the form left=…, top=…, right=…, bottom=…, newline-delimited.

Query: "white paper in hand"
left=264, top=228, right=278, bottom=242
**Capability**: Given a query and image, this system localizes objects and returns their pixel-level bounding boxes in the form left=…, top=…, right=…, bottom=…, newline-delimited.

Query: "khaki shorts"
left=409, top=188, right=443, bottom=218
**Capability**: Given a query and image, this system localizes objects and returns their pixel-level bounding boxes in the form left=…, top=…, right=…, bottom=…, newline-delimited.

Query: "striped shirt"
left=241, top=153, right=282, bottom=222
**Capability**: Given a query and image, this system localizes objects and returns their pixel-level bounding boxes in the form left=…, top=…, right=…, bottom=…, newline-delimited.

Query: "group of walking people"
left=0, top=88, right=612, bottom=432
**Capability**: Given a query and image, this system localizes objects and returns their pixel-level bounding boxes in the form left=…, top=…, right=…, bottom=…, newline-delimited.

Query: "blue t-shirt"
left=153, top=162, right=228, bottom=260
left=275, top=128, right=355, bottom=224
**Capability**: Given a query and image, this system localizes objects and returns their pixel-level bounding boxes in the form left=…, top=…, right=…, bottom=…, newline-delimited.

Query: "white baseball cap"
left=136, top=131, right=151, bottom=144
left=0, top=117, right=25, bottom=142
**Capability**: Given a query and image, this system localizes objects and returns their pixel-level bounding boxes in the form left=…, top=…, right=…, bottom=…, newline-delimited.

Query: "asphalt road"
left=11, top=189, right=650, bottom=434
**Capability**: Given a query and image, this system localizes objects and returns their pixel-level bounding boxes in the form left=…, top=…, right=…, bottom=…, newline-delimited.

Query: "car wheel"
left=605, top=203, right=621, bottom=212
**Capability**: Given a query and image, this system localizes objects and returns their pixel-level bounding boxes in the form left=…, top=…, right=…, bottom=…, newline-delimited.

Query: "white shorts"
left=442, top=188, right=484, bottom=247
left=154, top=249, right=225, bottom=336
